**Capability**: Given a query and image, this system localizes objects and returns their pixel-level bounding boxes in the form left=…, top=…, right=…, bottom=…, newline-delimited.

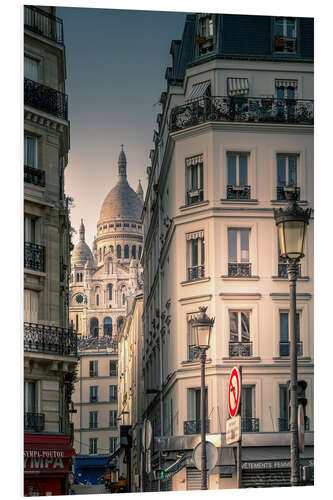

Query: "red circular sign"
left=228, top=367, right=241, bottom=417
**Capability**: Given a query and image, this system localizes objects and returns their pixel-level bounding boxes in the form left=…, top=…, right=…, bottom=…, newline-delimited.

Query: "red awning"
left=24, top=434, right=76, bottom=458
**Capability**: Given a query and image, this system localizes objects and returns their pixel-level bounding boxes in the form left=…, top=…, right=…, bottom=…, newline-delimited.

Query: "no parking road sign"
left=228, top=366, right=241, bottom=418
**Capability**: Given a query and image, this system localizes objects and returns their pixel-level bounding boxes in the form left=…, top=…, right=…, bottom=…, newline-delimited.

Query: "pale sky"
left=57, top=6, right=187, bottom=247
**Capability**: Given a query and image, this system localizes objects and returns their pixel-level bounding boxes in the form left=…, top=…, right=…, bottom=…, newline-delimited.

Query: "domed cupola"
left=71, top=219, right=94, bottom=267
left=98, top=146, right=143, bottom=224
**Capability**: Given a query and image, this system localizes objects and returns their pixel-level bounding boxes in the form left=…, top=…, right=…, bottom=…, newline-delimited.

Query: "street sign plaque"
left=226, top=416, right=241, bottom=445
left=142, top=419, right=152, bottom=451
left=228, top=366, right=241, bottom=418
left=193, top=441, right=218, bottom=472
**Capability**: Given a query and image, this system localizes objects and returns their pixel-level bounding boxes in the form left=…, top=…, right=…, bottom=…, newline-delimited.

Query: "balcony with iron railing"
left=228, top=262, right=251, bottom=278
left=187, top=265, right=205, bottom=281
left=169, top=96, right=313, bottom=132
left=186, top=188, right=204, bottom=205
left=24, top=322, right=77, bottom=356
left=229, top=342, right=252, bottom=357
left=24, top=165, right=45, bottom=187
left=188, top=345, right=200, bottom=362
left=277, top=417, right=310, bottom=432
left=278, top=262, right=301, bottom=278
left=279, top=341, right=303, bottom=357
left=24, top=5, right=64, bottom=44
left=184, top=419, right=210, bottom=435
left=227, top=185, right=251, bottom=200
left=24, top=412, right=45, bottom=432
left=276, top=185, right=300, bottom=201
left=242, top=418, right=259, bottom=432
left=24, top=78, right=68, bottom=120
left=24, top=242, right=45, bottom=273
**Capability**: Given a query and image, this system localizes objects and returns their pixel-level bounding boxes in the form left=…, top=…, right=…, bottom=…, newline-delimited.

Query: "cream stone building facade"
left=69, top=148, right=144, bottom=483
left=141, top=13, right=314, bottom=491
left=24, top=5, right=77, bottom=496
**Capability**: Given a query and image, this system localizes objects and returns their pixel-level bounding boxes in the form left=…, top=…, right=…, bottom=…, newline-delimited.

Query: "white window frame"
left=109, top=410, right=117, bottom=428
left=185, top=154, right=204, bottom=205
left=227, top=152, right=249, bottom=187
left=228, top=228, right=250, bottom=263
left=24, top=289, right=39, bottom=323
left=222, top=146, right=257, bottom=201
left=89, top=438, right=98, bottom=455
left=229, top=310, right=251, bottom=343
left=109, top=437, right=117, bottom=454
left=186, top=231, right=205, bottom=281
left=24, top=380, right=40, bottom=413
left=24, top=136, right=38, bottom=169
left=274, top=17, right=296, bottom=39
left=24, top=55, right=39, bottom=81
left=89, top=411, right=98, bottom=429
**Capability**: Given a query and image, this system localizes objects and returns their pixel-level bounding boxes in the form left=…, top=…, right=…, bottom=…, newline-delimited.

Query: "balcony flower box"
left=196, top=36, right=206, bottom=44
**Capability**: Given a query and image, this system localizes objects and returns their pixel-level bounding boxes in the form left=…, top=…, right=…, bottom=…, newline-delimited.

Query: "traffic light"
left=287, top=380, right=308, bottom=428
left=154, top=470, right=165, bottom=480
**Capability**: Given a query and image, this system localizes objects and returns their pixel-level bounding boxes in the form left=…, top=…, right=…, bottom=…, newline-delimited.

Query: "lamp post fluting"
left=190, top=306, right=215, bottom=490
left=274, top=187, right=311, bottom=487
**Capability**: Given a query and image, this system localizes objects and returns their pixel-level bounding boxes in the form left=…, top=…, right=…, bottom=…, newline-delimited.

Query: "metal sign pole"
left=237, top=365, right=242, bottom=489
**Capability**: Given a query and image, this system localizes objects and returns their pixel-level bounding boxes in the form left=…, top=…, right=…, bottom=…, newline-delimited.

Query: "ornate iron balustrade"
left=187, top=265, right=205, bottom=281
left=24, top=412, right=45, bottom=432
left=24, top=242, right=45, bottom=272
left=279, top=341, right=303, bottom=357
left=278, top=262, right=301, bottom=278
left=242, top=418, right=259, bottom=432
left=227, top=185, right=251, bottom=200
left=169, top=96, right=313, bottom=132
left=277, top=417, right=310, bottom=432
left=24, top=165, right=45, bottom=187
left=229, top=342, right=252, bottom=357
left=277, top=185, right=300, bottom=201
left=24, top=5, right=64, bottom=44
left=24, top=322, right=77, bottom=356
left=186, top=189, right=204, bottom=205
left=24, top=78, right=68, bottom=120
left=228, top=262, right=251, bottom=278
left=188, top=345, right=200, bottom=361
left=184, top=419, right=210, bottom=435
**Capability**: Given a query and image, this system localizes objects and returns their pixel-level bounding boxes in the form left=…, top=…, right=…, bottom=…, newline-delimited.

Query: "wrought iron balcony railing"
left=24, top=5, right=64, bottom=44
left=24, top=78, right=68, bottom=120
left=24, top=412, right=45, bottom=432
left=278, top=262, right=301, bottom=278
left=24, top=242, right=45, bottom=272
left=184, top=419, right=210, bottom=435
left=188, top=345, right=200, bottom=361
left=187, top=265, right=205, bottom=281
left=24, top=322, right=77, bottom=356
left=277, top=417, right=310, bottom=432
left=277, top=185, right=300, bottom=201
left=186, top=188, right=204, bottom=205
left=228, top=262, right=251, bottom=278
left=279, top=341, right=303, bottom=357
left=242, top=417, right=259, bottom=432
left=24, top=165, right=46, bottom=187
left=169, top=96, right=313, bottom=132
left=227, top=185, right=251, bottom=200
left=229, top=342, right=252, bottom=357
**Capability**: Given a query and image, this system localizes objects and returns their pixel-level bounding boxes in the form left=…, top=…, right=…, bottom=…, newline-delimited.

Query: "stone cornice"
left=24, top=106, right=69, bottom=132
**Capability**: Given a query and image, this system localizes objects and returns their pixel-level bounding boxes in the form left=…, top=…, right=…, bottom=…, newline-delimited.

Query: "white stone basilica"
left=69, top=146, right=144, bottom=340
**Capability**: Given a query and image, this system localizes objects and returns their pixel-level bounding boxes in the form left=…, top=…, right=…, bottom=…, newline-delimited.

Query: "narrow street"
left=71, top=484, right=108, bottom=495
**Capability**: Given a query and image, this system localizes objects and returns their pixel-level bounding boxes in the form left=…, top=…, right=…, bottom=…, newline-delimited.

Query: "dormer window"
left=198, top=15, right=214, bottom=38
left=274, top=17, right=297, bottom=53
left=196, top=15, right=214, bottom=56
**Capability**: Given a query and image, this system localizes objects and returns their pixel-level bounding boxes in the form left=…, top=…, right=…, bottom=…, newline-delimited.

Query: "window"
left=89, top=386, right=98, bottom=403
left=241, top=386, right=258, bottom=432
left=75, top=314, right=79, bottom=332
left=89, top=360, right=98, bottom=377
left=24, top=136, right=37, bottom=169
left=109, top=410, right=117, bottom=428
left=138, top=246, right=142, bottom=259
left=277, top=237, right=301, bottom=278
left=124, top=223, right=129, bottom=227
left=185, top=155, right=204, bottom=205
left=276, top=154, right=298, bottom=200
left=274, top=18, right=296, bottom=53
left=185, top=388, right=208, bottom=434
left=24, top=56, right=38, bottom=81
left=109, top=360, right=117, bottom=377
left=116, top=223, right=121, bottom=228
left=116, top=245, right=121, bottom=258
left=109, top=437, right=117, bottom=454
left=124, top=245, right=129, bottom=259
left=187, top=314, right=200, bottom=361
left=24, top=381, right=38, bottom=413
left=122, top=293, right=126, bottom=306
left=227, top=153, right=250, bottom=199
left=229, top=311, right=252, bottom=357
left=279, top=384, right=289, bottom=431
left=109, top=385, right=117, bottom=401
left=197, top=15, right=214, bottom=56
left=90, top=317, right=99, bottom=338
left=131, top=245, right=136, bottom=259
left=89, top=438, right=98, bottom=455
left=24, top=289, right=38, bottom=323
left=186, top=231, right=205, bottom=281
left=75, top=294, right=83, bottom=304
left=96, top=294, right=99, bottom=306
left=24, top=215, right=36, bottom=243
left=279, top=311, right=302, bottom=356
left=108, top=284, right=113, bottom=300
left=89, top=411, right=98, bottom=429
left=110, top=245, right=114, bottom=254
left=104, top=317, right=112, bottom=336
left=131, top=224, right=136, bottom=228
left=228, top=228, right=251, bottom=277
left=99, top=248, right=102, bottom=261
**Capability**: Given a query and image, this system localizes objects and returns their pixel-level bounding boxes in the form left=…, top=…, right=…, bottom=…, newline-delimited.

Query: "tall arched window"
left=122, top=293, right=126, bottom=305
left=110, top=245, right=114, bottom=254
left=138, top=246, right=142, bottom=259
left=95, top=286, right=100, bottom=306
left=124, top=245, right=129, bottom=258
left=90, top=317, right=99, bottom=338
left=103, top=246, right=106, bottom=256
left=76, top=273, right=79, bottom=281
left=108, top=284, right=113, bottom=300
left=104, top=317, right=112, bottom=336
left=96, top=294, right=99, bottom=306
left=131, top=245, right=136, bottom=259
left=99, top=248, right=102, bottom=261
left=80, top=272, right=83, bottom=282
left=117, top=245, right=121, bottom=258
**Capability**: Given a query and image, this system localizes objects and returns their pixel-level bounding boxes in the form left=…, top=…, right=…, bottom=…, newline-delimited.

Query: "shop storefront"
left=24, top=434, right=76, bottom=496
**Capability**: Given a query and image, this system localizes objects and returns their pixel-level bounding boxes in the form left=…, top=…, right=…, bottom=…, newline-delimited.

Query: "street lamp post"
left=190, top=307, right=215, bottom=490
left=274, top=187, right=311, bottom=487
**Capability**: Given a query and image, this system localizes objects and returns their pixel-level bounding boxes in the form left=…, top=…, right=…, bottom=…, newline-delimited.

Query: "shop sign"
left=242, top=459, right=313, bottom=471
left=24, top=450, right=68, bottom=471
